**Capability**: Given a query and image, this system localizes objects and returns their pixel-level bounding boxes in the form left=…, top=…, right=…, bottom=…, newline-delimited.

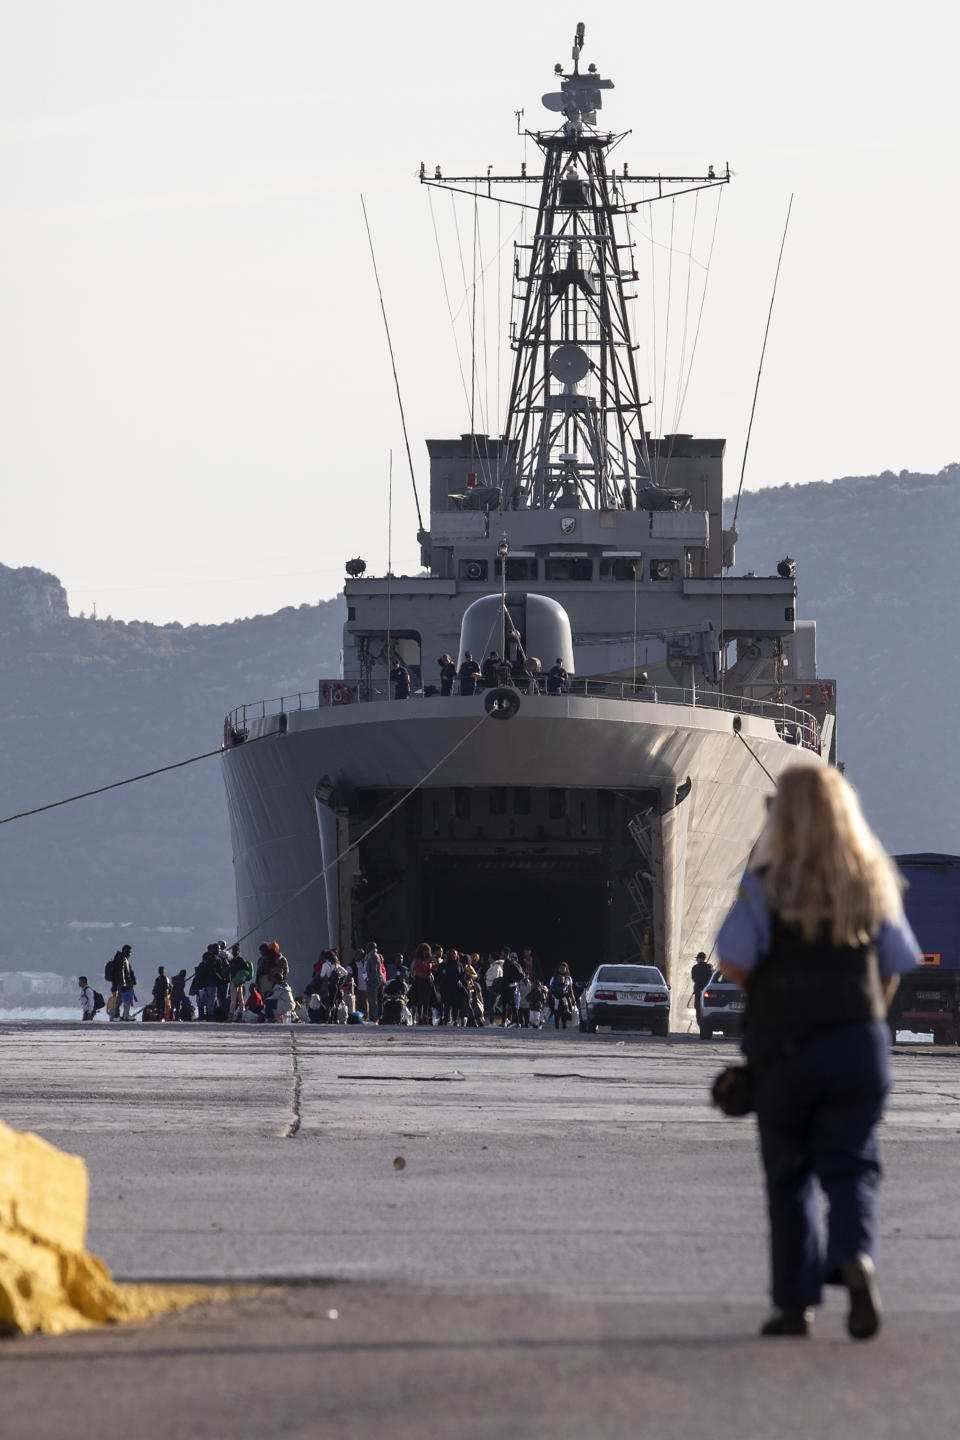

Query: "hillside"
left=0, top=574, right=343, bottom=977
left=1, top=461, right=955, bottom=979
left=727, top=462, right=959, bottom=854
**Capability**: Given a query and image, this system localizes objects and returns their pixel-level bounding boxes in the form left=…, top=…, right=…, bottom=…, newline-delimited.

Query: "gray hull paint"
left=222, top=695, right=820, bottom=1025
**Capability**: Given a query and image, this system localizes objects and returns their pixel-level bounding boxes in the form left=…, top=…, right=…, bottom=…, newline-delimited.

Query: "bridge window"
left=545, top=557, right=593, bottom=582
left=495, top=556, right=538, bottom=581
left=600, top=556, right=643, bottom=581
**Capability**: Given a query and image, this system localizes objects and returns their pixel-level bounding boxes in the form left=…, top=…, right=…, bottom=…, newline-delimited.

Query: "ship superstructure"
left=222, top=26, right=836, bottom=1022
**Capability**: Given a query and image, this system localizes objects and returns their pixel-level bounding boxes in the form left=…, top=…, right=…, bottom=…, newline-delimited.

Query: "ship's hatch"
left=420, top=849, right=605, bottom=979
left=352, top=784, right=655, bottom=983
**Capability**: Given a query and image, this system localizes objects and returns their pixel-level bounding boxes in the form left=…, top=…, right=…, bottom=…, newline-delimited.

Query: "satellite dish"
left=541, top=92, right=567, bottom=112
left=549, top=344, right=590, bottom=384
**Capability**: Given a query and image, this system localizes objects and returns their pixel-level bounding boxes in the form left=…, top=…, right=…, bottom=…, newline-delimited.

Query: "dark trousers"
left=413, top=976, right=434, bottom=1020
left=748, top=1020, right=889, bottom=1310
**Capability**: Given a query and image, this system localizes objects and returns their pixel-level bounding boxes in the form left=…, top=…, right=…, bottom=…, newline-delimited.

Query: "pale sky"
left=1, top=1, right=956, bottom=625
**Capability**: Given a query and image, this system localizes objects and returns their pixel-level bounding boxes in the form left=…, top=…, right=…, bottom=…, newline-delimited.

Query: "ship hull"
left=222, top=694, right=821, bottom=1028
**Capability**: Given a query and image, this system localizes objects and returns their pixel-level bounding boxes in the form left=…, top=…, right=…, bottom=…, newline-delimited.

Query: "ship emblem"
left=560, top=517, right=576, bottom=535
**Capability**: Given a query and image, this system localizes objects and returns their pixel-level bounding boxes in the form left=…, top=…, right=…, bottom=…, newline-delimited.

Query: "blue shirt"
left=716, top=870, right=922, bottom=979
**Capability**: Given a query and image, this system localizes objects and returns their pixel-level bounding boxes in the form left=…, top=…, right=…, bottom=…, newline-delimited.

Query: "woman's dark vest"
left=745, top=910, right=886, bottom=1028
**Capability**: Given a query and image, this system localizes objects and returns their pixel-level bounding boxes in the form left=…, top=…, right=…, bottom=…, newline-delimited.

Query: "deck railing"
left=225, top=678, right=821, bottom=751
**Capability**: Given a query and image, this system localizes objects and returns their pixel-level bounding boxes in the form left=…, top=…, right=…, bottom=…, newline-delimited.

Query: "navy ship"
left=221, top=25, right=836, bottom=1026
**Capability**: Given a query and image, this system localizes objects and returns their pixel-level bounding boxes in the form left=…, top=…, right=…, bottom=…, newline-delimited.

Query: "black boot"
left=760, top=1308, right=813, bottom=1337
left=839, top=1255, right=882, bottom=1340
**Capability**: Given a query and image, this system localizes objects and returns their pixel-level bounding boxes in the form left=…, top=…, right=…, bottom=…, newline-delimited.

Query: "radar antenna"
left=420, top=28, right=729, bottom=511
left=572, top=20, right=585, bottom=73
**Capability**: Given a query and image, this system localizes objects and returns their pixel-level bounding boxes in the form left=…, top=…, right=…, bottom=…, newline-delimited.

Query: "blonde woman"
left=716, top=765, right=920, bottom=1341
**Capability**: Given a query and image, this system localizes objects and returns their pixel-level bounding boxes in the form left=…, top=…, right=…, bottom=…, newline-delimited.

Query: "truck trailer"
left=889, top=854, right=960, bottom=1044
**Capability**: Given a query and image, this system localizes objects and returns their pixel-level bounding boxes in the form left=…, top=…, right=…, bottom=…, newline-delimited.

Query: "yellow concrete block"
left=0, top=1229, right=90, bottom=1336
left=0, top=1121, right=88, bottom=1252
left=0, top=1117, right=253, bottom=1336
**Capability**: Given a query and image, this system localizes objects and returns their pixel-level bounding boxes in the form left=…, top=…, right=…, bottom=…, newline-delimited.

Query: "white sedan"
left=698, top=969, right=745, bottom=1039
left=578, top=964, right=670, bottom=1036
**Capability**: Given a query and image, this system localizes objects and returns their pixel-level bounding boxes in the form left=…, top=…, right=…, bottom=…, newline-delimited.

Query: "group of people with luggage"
left=83, top=934, right=580, bottom=1032
left=84, top=938, right=300, bottom=1024
left=306, top=942, right=578, bottom=1030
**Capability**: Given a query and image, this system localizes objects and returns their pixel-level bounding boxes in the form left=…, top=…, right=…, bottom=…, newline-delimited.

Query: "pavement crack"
left=284, top=1033, right=302, bottom=1138
left=336, top=1073, right=466, bottom=1082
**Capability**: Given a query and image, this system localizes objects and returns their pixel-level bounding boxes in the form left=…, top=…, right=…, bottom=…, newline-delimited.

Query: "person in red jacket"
left=411, top=942, right=437, bottom=1024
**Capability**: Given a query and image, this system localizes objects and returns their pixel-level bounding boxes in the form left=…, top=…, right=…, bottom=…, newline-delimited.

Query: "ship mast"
left=421, top=22, right=728, bottom=513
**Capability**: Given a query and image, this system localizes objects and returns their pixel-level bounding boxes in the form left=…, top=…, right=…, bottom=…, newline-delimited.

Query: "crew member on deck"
left=391, top=660, right=411, bottom=700
left=458, top=652, right=481, bottom=696
left=438, top=654, right=457, bottom=696
left=547, top=658, right=568, bottom=695
left=482, top=651, right=505, bottom=688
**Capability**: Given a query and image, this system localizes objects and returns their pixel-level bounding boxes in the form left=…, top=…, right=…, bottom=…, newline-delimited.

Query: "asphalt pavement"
left=2, top=1022, right=959, bottom=1439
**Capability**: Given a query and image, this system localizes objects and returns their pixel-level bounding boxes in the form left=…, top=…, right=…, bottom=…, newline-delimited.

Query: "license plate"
left=616, top=991, right=638, bottom=1002
left=916, top=991, right=945, bottom=1001
left=728, top=1001, right=745, bottom=1011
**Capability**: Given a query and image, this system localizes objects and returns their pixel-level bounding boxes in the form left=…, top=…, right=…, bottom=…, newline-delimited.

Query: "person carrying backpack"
left=229, top=943, right=253, bottom=1021
left=79, top=976, right=98, bottom=1022
left=152, top=967, right=172, bottom=1023
left=118, top=948, right=137, bottom=1022
left=105, top=944, right=134, bottom=1022
left=501, top=952, right=525, bottom=1027
left=325, top=959, right=348, bottom=1021
left=194, top=946, right=219, bottom=1021
left=213, top=941, right=231, bottom=1020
